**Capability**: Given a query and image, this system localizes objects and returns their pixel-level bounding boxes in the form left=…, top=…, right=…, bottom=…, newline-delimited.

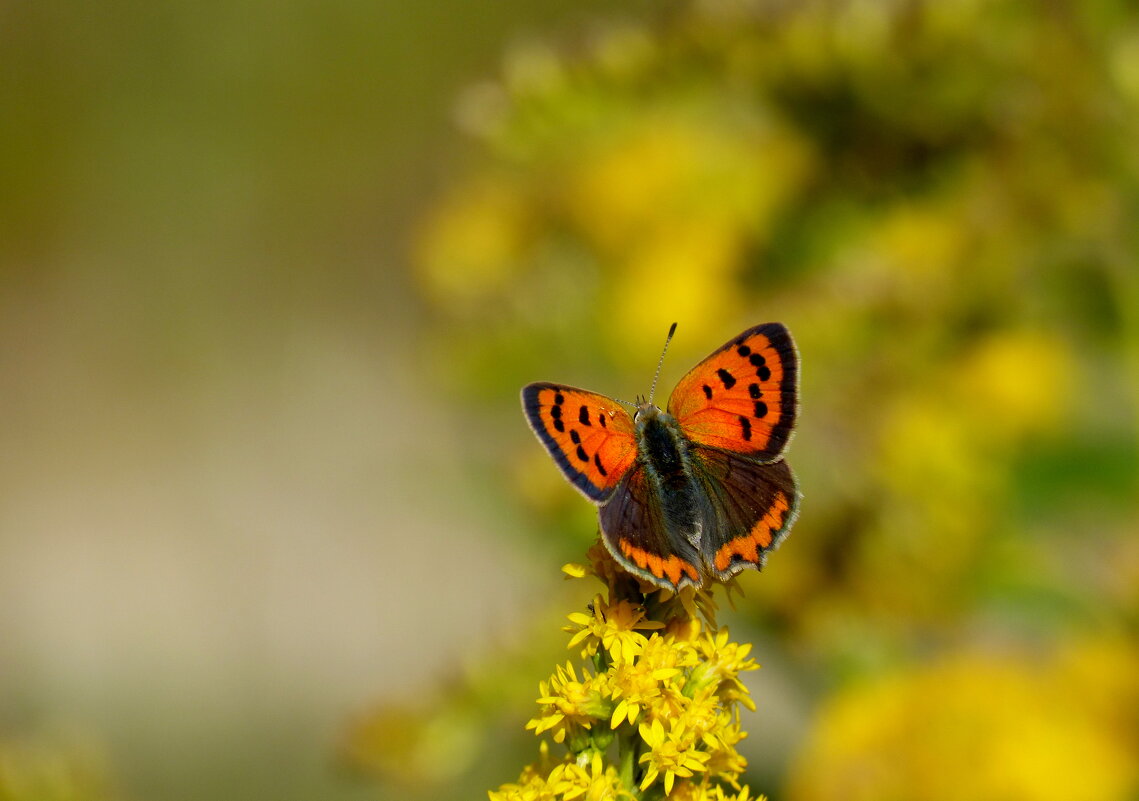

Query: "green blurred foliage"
left=354, top=0, right=1139, bottom=797
left=0, top=731, right=119, bottom=801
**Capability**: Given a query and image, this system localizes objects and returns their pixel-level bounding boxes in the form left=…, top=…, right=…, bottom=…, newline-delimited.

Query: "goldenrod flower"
left=546, top=750, right=631, bottom=801
left=527, top=661, right=613, bottom=750
left=489, top=764, right=550, bottom=801
left=688, top=629, right=759, bottom=712
left=608, top=661, right=666, bottom=729
left=638, top=718, right=713, bottom=794
left=493, top=567, right=768, bottom=800
left=677, top=689, right=728, bottom=744
left=565, top=595, right=664, bottom=664
left=489, top=741, right=559, bottom=801
left=702, top=718, right=749, bottom=784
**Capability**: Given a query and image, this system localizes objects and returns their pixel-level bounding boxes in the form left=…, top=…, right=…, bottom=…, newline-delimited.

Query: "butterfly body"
left=523, top=323, right=800, bottom=592
left=632, top=403, right=704, bottom=538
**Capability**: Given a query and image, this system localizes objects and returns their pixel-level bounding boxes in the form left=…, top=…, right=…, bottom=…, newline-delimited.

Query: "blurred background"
left=2, top=1, right=1138, bottom=800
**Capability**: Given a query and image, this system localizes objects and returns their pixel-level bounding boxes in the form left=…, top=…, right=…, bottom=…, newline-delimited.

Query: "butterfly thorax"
left=633, top=403, right=705, bottom=549
left=633, top=403, right=683, bottom=469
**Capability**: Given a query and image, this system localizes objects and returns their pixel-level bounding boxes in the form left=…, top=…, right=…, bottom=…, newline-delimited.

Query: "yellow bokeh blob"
left=787, top=648, right=1139, bottom=801
left=415, top=176, right=533, bottom=311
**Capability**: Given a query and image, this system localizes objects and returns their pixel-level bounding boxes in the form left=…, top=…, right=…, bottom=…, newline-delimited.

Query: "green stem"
left=617, top=724, right=641, bottom=798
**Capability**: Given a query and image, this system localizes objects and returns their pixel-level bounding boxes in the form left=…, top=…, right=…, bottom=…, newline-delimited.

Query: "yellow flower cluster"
left=490, top=550, right=766, bottom=801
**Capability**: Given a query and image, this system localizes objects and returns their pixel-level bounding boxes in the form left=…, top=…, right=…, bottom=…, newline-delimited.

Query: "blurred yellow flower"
left=566, top=117, right=811, bottom=255
left=951, top=332, right=1073, bottom=440
left=1053, top=636, right=1139, bottom=753
left=561, top=112, right=814, bottom=356
left=609, top=220, right=741, bottom=356
left=787, top=648, right=1139, bottom=801
left=872, top=200, right=967, bottom=297
left=415, top=175, right=533, bottom=311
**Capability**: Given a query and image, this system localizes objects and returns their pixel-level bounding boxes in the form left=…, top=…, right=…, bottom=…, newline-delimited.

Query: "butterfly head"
left=632, top=394, right=664, bottom=424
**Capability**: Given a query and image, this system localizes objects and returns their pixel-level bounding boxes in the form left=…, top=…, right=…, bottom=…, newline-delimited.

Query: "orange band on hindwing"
left=712, top=491, right=792, bottom=572
left=619, top=540, right=701, bottom=586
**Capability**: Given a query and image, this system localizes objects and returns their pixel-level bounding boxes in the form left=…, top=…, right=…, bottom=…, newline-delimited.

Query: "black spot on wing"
left=716, top=368, right=736, bottom=389
left=594, top=453, right=607, bottom=476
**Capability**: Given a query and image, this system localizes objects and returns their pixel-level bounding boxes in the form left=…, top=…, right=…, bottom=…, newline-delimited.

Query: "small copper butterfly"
left=522, top=323, right=800, bottom=592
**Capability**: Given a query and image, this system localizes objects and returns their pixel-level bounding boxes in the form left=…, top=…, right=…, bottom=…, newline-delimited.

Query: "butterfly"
left=522, top=322, right=800, bottom=592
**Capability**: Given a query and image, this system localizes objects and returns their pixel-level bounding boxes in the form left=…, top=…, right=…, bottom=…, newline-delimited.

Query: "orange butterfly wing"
left=668, top=322, right=798, bottom=460
left=521, top=383, right=638, bottom=502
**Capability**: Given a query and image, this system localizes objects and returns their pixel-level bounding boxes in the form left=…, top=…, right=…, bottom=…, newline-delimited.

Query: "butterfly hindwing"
left=598, top=466, right=703, bottom=590
left=521, top=383, right=638, bottom=502
left=668, top=323, right=798, bottom=461
left=690, top=446, right=799, bottom=581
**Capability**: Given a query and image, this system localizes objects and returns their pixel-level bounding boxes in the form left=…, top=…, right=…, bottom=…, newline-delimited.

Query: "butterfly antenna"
left=648, top=322, right=678, bottom=405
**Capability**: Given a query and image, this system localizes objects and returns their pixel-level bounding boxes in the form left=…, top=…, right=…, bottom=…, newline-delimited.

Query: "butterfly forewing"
left=690, top=448, right=799, bottom=581
left=668, top=323, right=798, bottom=461
left=521, top=383, right=638, bottom=501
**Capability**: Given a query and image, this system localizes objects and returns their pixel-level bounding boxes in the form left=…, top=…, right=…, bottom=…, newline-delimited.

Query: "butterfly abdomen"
left=635, top=406, right=706, bottom=549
